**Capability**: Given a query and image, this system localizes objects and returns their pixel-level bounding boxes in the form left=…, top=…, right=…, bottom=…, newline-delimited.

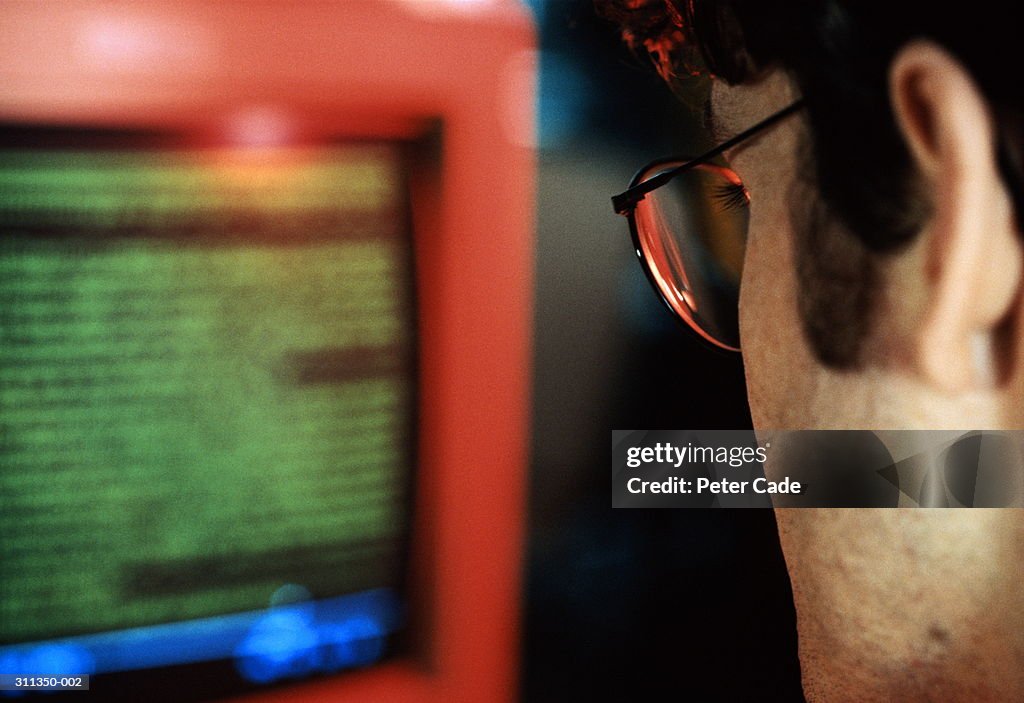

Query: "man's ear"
left=888, top=41, right=1022, bottom=393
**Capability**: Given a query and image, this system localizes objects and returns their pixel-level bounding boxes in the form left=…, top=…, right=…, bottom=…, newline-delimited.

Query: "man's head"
left=602, top=0, right=1024, bottom=429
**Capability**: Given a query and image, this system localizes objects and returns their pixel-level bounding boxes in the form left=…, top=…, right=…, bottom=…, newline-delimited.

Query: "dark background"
left=522, top=2, right=803, bottom=700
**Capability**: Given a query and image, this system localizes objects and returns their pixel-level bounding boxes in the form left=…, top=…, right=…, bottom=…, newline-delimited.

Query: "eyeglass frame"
left=610, top=99, right=806, bottom=351
left=612, top=97, right=1024, bottom=352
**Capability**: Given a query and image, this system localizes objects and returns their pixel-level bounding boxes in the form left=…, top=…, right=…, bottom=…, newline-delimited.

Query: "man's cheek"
left=740, top=243, right=784, bottom=426
left=740, top=216, right=810, bottom=428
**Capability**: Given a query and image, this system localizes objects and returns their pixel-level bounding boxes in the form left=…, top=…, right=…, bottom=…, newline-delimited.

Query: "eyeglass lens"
left=632, top=161, right=749, bottom=350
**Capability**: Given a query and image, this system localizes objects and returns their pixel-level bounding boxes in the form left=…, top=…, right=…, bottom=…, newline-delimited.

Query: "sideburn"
left=790, top=176, right=879, bottom=369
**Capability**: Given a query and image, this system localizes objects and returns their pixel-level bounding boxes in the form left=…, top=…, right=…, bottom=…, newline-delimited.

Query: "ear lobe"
left=888, top=42, right=1023, bottom=393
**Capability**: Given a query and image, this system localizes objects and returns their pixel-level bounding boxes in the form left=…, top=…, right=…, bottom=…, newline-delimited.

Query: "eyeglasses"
left=611, top=100, right=805, bottom=351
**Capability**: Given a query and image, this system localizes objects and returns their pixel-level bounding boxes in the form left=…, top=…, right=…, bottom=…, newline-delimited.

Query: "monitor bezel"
left=0, top=2, right=534, bottom=702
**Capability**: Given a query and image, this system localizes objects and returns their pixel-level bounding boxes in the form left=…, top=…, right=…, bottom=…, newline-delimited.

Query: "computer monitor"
left=0, top=2, right=534, bottom=701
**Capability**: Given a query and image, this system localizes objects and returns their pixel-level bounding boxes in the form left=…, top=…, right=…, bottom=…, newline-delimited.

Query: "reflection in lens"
left=633, top=161, right=749, bottom=349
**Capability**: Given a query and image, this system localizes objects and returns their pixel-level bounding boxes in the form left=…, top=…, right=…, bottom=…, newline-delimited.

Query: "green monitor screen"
left=0, top=132, right=417, bottom=696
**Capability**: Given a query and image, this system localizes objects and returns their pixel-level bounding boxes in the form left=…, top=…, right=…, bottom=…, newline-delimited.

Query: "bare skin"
left=713, top=49, right=1024, bottom=701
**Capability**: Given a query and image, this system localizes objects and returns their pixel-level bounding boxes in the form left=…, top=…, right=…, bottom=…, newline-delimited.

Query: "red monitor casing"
left=0, top=2, right=534, bottom=701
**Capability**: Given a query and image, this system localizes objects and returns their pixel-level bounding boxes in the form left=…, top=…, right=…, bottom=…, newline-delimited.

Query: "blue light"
left=234, top=610, right=319, bottom=684
left=319, top=615, right=385, bottom=672
left=537, top=51, right=592, bottom=149
left=0, top=652, right=23, bottom=699
left=0, top=588, right=402, bottom=687
left=20, top=645, right=94, bottom=676
left=234, top=596, right=389, bottom=684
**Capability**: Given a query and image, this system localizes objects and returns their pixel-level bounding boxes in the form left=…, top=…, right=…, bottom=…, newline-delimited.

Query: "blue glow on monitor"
left=0, top=588, right=401, bottom=693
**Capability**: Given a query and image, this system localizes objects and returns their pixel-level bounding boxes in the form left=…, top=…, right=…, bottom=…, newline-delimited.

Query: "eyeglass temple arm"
left=611, top=99, right=806, bottom=215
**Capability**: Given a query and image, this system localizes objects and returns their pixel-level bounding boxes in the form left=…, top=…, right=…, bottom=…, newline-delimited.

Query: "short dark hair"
left=599, top=0, right=1023, bottom=366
